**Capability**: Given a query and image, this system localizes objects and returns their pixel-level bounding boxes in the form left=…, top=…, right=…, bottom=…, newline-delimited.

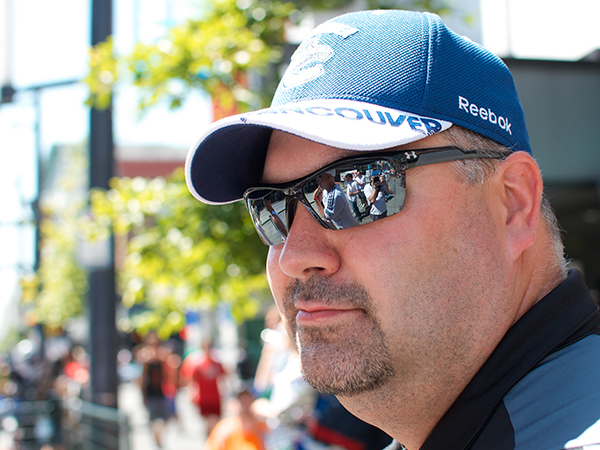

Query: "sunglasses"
left=244, top=146, right=501, bottom=245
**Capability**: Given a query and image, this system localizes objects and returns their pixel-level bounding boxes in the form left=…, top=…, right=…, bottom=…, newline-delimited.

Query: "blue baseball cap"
left=186, top=9, right=531, bottom=205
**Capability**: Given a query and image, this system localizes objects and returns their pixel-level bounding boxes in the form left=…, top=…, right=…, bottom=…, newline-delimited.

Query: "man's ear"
left=495, top=152, right=544, bottom=261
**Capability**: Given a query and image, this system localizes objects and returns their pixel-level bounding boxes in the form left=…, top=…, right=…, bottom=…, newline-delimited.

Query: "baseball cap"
left=186, top=9, right=531, bottom=205
left=371, top=170, right=383, bottom=177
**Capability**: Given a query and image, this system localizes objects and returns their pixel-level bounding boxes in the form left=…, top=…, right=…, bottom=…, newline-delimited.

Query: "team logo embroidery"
left=282, top=22, right=358, bottom=89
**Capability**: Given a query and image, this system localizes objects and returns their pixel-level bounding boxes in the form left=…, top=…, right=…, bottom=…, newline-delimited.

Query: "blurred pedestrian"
left=253, top=306, right=292, bottom=398
left=203, top=387, right=267, bottom=450
left=191, top=340, right=227, bottom=437
left=136, top=332, right=172, bottom=449
left=308, top=393, right=392, bottom=450
left=163, top=346, right=182, bottom=428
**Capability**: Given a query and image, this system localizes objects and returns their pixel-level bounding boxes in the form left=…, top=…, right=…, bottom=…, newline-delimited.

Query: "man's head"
left=184, top=9, right=567, bottom=443
left=371, top=170, right=383, bottom=185
left=185, top=9, right=531, bottom=205
left=317, top=169, right=336, bottom=191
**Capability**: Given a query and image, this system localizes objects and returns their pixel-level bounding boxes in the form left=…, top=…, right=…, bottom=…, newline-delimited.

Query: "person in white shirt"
left=355, top=170, right=368, bottom=206
left=313, top=170, right=359, bottom=229
left=344, top=173, right=364, bottom=222
left=363, top=170, right=392, bottom=221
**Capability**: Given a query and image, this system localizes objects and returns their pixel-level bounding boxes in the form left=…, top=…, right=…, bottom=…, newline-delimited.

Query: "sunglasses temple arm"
left=408, top=150, right=497, bottom=169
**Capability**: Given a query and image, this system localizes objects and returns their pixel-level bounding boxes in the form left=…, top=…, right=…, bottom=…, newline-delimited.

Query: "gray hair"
left=442, top=126, right=568, bottom=278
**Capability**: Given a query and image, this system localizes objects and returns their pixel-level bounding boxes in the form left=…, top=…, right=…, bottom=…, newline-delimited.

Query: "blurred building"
left=505, top=57, right=600, bottom=300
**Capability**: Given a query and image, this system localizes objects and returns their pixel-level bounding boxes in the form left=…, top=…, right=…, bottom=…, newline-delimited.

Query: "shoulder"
left=504, top=334, right=600, bottom=448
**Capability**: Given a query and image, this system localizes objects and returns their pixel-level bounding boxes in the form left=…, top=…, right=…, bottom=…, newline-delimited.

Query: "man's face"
left=317, top=173, right=335, bottom=190
left=262, top=131, right=517, bottom=400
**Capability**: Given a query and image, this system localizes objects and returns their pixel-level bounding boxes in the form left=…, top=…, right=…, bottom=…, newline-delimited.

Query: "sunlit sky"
left=1, top=0, right=599, bottom=336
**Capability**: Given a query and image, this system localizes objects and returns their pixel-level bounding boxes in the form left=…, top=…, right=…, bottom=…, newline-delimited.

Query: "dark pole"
left=32, top=88, right=45, bottom=361
left=89, top=0, right=118, bottom=408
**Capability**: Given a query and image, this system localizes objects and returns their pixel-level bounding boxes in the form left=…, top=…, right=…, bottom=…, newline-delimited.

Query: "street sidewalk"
left=119, top=382, right=207, bottom=450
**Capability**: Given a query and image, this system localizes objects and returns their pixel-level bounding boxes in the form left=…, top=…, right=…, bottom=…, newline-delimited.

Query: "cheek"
left=266, top=245, right=284, bottom=297
left=357, top=195, right=472, bottom=317
left=266, top=245, right=290, bottom=315
left=266, top=245, right=299, bottom=344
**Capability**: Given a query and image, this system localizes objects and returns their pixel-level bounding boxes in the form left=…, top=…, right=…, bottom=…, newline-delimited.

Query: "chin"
left=296, top=328, right=394, bottom=396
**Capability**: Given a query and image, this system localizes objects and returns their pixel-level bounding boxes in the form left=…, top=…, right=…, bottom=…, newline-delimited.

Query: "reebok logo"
left=458, top=96, right=512, bottom=135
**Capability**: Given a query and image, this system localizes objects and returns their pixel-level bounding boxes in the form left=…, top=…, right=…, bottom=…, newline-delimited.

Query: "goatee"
left=282, top=275, right=394, bottom=396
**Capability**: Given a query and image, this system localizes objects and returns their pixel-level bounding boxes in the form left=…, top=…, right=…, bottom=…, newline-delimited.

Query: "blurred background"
left=0, top=0, right=599, bottom=449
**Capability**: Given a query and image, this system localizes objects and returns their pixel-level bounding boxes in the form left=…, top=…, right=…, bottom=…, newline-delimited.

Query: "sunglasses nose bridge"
left=281, top=185, right=328, bottom=231
left=284, top=192, right=300, bottom=228
left=290, top=198, right=330, bottom=233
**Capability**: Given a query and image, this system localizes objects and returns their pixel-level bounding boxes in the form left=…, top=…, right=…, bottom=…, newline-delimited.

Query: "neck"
left=336, top=377, right=461, bottom=450
left=509, top=231, right=568, bottom=326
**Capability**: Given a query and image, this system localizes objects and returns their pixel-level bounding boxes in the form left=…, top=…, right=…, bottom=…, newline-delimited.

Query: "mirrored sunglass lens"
left=246, top=190, right=289, bottom=245
left=246, top=158, right=407, bottom=245
left=301, top=160, right=406, bottom=229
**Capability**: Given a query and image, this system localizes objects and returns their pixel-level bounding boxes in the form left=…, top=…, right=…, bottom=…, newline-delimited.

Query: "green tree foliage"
left=86, top=0, right=453, bottom=112
left=81, top=169, right=269, bottom=338
left=86, top=0, right=297, bottom=112
left=20, top=144, right=89, bottom=331
left=20, top=212, right=88, bottom=329
left=22, top=152, right=269, bottom=337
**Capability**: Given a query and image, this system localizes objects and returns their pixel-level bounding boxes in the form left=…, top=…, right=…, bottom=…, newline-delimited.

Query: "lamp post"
left=88, top=0, right=119, bottom=408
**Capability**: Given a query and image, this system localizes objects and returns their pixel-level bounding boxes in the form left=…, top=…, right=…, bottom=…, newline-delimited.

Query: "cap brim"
left=185, top=98, right=452, bottom=204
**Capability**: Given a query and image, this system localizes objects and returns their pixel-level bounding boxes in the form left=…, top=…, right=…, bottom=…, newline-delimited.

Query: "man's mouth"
left=295, top=303, right=363, bottom=326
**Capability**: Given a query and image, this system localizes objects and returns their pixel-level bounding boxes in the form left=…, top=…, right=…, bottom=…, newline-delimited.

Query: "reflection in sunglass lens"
left=245, top=158, right=406, bottom=245
left=247, top=192, right=289, bottom=245
left=244, top=147, right=500, bottom=245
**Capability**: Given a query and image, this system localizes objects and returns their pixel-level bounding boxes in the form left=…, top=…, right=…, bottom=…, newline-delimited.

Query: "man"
left=192, top=340, right=227, bottom=437
left=363, top=170, right=393, bottom=221
left=355, top=170, right=369, bottom=207
left=136, top=332, right=172, bottom=449
left=313, top=169, right=359, bottom=229
left=185, top=10, right=600, bottom=449
left=344, top=173, right=364, bottom=221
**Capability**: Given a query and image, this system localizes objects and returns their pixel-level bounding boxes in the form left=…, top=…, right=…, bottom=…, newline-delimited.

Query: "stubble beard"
left=282, top=275, right=394, bottom=396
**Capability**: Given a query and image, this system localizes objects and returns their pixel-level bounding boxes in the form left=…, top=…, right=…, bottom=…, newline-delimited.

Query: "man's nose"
left=277, top=203, right=341, bottom=280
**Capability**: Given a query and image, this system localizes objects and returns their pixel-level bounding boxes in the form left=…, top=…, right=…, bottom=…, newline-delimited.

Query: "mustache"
left=283, top=274, right=373, bottom=312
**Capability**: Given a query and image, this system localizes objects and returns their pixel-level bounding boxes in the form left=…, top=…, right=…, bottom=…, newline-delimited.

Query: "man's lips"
left=295, top=303, right=363, bottom=325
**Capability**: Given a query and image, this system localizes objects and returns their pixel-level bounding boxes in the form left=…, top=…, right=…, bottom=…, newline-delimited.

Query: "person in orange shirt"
left=203, top=388, right=267, bottom=450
